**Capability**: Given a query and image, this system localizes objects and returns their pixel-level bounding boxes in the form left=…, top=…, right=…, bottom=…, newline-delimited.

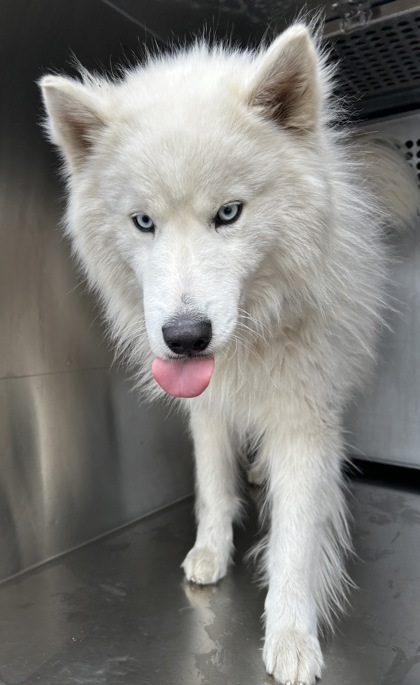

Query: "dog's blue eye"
left=215, top=202, right=243, bottom=227
left=132, top=213, right=155, bottom=233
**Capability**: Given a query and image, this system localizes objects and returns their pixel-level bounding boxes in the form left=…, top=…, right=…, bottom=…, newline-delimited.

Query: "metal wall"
left=0, top=0, right=193, bottom=583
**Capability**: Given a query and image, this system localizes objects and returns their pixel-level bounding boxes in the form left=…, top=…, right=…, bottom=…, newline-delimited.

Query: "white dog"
left=40, top=24, right=418, bottom=684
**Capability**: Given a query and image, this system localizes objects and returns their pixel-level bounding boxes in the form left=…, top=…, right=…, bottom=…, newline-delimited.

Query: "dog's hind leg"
left=182, top=405, right=241, bottom=585
left=261, top=413, right=349, bottom=685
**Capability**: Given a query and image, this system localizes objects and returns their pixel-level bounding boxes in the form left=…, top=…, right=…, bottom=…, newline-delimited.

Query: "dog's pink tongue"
left=152, top=357, right=215, bottom=398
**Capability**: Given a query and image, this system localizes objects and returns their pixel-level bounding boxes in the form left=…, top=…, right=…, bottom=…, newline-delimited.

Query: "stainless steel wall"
left=0, top=0, right=193, bottom=583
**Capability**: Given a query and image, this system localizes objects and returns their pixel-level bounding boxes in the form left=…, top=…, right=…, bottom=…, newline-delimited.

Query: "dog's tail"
left=352, top=134, right=420, bottom=231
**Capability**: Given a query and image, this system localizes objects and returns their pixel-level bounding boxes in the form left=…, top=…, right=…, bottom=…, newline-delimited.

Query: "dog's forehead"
left=99, top=56, right=293, bottom=209
left=113, top=55, right=256, bottom=165
left=108, top=101, right=270, bottom=206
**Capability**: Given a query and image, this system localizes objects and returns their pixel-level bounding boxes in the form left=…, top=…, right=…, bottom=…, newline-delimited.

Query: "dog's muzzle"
left=152, top=316, right=215, bottom=398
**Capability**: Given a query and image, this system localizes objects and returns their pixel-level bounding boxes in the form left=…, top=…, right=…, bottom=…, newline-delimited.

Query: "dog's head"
left=40, top=25, right=332, bottom=398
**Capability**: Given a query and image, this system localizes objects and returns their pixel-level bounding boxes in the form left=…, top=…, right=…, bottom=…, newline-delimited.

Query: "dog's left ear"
left=247, top=24, right=325, bottom=133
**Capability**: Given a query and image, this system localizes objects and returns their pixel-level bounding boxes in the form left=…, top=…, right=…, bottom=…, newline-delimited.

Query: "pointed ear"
left=247, top=25, right=325, bottom=133
left=39, top=75, right=108, bottom=170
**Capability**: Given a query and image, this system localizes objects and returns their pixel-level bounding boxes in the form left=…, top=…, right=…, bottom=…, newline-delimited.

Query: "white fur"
left=39, top=24, right=419, bottom=684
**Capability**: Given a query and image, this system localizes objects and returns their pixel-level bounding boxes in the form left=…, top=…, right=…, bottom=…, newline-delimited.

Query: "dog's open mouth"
left=152, top=356, right=215, bottom=398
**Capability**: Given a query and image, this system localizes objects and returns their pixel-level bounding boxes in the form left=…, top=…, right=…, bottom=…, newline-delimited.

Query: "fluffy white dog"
left=40, top=24, right=418, bottom=684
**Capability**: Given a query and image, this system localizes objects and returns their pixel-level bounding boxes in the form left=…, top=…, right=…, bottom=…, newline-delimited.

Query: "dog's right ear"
left=39, top=75, right=107, bottom=172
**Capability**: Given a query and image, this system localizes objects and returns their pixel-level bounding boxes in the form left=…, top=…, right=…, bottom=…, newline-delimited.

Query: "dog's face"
left=101, top=108, right=275, bottom=358
left=40, top=25, right=330, bottom=397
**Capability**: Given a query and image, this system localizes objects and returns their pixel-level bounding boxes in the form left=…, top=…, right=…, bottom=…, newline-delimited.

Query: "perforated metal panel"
left=323, top=0, right=420, bottom=115
left=330, top=13, right=420, bottom=97
left=401, top=135, right=420, bottom=186
left=361, top=110, right=420, bottom=184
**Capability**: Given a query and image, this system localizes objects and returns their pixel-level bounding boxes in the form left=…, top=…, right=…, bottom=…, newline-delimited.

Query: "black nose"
left=162, top=317, right=212, bottom=355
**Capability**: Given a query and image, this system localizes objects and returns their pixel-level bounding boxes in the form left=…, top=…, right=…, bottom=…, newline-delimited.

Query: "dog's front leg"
left=182, top=404, right=240, bottom=585
left=262, top=419, right=348, bottom=685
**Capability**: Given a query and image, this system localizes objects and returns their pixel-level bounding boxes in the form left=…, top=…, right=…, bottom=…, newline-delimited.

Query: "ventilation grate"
left=327, top=12, right=420, bottom=100
left=402, top=137, right=420, bottom=185
left=359, top=111, right=420, bottom=186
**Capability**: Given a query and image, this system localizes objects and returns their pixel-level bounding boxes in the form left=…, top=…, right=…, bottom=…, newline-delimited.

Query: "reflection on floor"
left=1, top=471, right=420, bottom=685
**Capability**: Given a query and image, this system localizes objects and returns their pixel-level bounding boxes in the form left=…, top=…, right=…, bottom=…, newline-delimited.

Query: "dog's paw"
left=182, top=546, right=228, bottom=585
left=263, top=628, right=323, bottom=685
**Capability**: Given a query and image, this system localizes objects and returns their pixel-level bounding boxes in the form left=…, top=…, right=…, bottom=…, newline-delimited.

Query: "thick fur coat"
left=40, top=24, right=418, bottom=684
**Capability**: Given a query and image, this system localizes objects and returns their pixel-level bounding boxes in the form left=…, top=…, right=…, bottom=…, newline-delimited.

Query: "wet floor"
left=0, top=476, right=419, bottom=685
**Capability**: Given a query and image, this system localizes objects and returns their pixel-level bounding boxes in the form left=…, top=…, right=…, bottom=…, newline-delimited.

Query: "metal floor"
left=1, top=476, right=420, bottom=685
